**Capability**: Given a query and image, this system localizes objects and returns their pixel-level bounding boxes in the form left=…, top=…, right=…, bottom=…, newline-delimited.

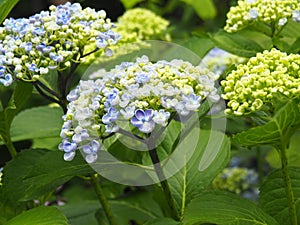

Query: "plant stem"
left=90, top=173, right=117, bottom=225
left=6, top=138, right=17, bottom=158
left=256, top=147, right=264, bottom=185
left=148, top=146, right=180, bottom=221
left=280, top=145, right=297, bottom=225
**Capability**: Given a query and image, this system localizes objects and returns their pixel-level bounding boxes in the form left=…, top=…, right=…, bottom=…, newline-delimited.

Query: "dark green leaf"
left=233, top=97, right=300, bottom=148
left=182, top=0, right=216, bottom=20
left=184, top=191, right=280, bottom=225
left=1, top=149, right=93, bottom=202
left=0, top=189, right=24, bottom=224
left=0, top=0, right=19, bottom=24
left=259, top=167, right=300, bottom=225
left=211, top=29, right=272, bottom=57
left=10, top=106, right=63, bottom=142
left=4, top=206, right=69, bottom=225
left=0, top=82, right=32, bottom=143
left=58, top=191, right=163, bottom=225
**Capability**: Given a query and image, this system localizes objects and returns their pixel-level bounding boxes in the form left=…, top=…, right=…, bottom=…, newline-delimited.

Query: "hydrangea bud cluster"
left=59, top=56, right=219, bottom=163
left=224, top=0, right=300, bottom=32
left=212, top=167, right=258, bottom=196
left=82, top=8, right=170, bottom=64
left=200, top=48, right=246, bottom=76
left=0, top=2, right=121, bottom=86
left=115, top=8, right=170, bottom=43
left=221, top=48, right=300, bottom=115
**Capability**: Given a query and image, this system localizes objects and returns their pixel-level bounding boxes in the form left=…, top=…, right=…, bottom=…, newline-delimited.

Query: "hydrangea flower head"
left=59, top=56, right=219, bottom=163
left=0, top=2, right=121, bottom=86
left=224, top=0, right=300, bottom=32
left=213, top=167, right=258, bottom=197
left=221, top=48, right=300, bottom=115
left=115, top=8, right=170, bottom=43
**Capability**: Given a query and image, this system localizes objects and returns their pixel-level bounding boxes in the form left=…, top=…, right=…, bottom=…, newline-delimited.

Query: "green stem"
left=256, top=147, right=264, bottom=185
left=148, top=146, right=180, bottom=221
left=6, top=138, right=17, bottom=158
left=90, top=173, right=117, bottom=225
left=280, top=145, right=297, bottom=225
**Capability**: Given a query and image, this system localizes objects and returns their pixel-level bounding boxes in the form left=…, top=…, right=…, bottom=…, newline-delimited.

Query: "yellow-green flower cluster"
left=115, top=8, right=170, bottom=43
left=212, top=167, right=258, bottom=195
left=221, top=48, right=300, bottom=115
left=225, top=0, right=300, bottom=32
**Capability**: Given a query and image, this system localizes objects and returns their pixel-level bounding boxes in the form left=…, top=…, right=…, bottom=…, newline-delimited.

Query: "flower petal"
left=138, top=121, right=155, bottom=133
left=131, top=117, right=143, bottom=127
left=64, top=151, right=76, bottom=161
left=86, top=154, right=98, bottom=163
left=135, top=109, right=145, bottom=120
left=144, top=109, right=154, bottom=120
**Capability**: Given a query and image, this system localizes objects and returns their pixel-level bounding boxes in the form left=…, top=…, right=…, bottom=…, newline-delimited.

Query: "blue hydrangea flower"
left=131, top=109, right=155, bottom=133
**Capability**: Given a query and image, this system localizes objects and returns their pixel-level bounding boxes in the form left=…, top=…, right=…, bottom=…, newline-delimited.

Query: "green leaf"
left=0, top=82, right=32, bottom=143
left=144, top=218, right=180, bottom=225
left=233, top=97, right=300, bottom=148
left=259, top=167, right=300, bottom=225
left=182, top=0, right=216, bottom=20
left=211, top=29, right=272, bottom=57
left=184, top=191, right=280, bottom=225
left=10, top=106, right=63, bottom=142
left=0, top=0, right=19, bottom=24
left=175, top=36, right=214, bottom=59
left=266, top=131, right=300, bottom=168
left=0, top=190, right=24, bottom=224
left=120, top=0, right=143, bottom=9
left=58, top=191, right=163, bottom=225
left=170, top=129, right=230, bottom=218
left=1, top=149, right=93, bottom=202
left=4, top=206, right=69, bottom=225
left=143, top=124, right=230, bottom=218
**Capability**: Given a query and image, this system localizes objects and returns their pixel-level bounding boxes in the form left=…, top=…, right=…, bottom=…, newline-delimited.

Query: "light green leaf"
left=266, top=131, right=300, bottom=168
left=182, top=0, right=216, bottom=20
left=169, top=129, right=230, bottom=218
left=0, top=82, right=32, bottom=144
left=175, top=36, right=214, bottom=59
left=211, top=29, right=272, bottom=57
left=4, top=206, right=69, bottom=225
left=120, top=0, right=143, bottom=9
left=10, top=105, right=63, bottom=142
left=234, top=97, right=300, bottom=148
left=259, top=167, right=300, bottom=225
left=1, top=149, right=93, bottom=202
left=143, top=124, right=230, bottom=219
left=0, top=0, right=19, bottom=24
left=184, top=191, right=280, bottom=225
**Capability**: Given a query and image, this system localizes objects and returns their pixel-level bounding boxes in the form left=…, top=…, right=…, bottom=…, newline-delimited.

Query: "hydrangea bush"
left=0, top=1, right=300, bottom=225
